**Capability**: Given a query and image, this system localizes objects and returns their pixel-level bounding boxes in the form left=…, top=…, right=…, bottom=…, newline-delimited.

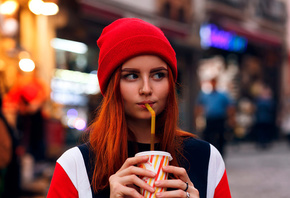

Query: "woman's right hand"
left=109, top=156, right=156, bottom=198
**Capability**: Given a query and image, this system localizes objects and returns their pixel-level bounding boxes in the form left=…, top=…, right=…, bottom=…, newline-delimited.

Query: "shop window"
left=159, top=0, right=191, bottom=23
left=209, top=0, right=247, bottom=9
left=163, top=2, right=171, bottom=18
left=256, top=0, right=287, bottom=23
left=178, top=7, right=185, bottom=23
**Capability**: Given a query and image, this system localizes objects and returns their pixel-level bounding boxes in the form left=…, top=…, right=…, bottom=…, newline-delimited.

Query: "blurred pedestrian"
left=234, top=98, right=255, bottom=141
left=0, top=96, right=12, bottom=196
left=3, top=69, right=49, bottom=162
left=195, top=77, right=235, bottom=156
left=253, top=82, right=275, bottom=149
left=47, top=18, right=231, bottom=198
left=0, top=101, right=12, bottom=170
left=0, top=95, right=21, bottom=198
left=279, top=95, right=290, bottom=146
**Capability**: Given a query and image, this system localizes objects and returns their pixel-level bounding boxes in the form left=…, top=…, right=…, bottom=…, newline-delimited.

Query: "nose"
left=139, top=78, right=152, bottom=95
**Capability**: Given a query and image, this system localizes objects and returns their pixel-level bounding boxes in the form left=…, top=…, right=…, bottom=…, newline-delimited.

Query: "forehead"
left=121, top=55, right=168, bottom=69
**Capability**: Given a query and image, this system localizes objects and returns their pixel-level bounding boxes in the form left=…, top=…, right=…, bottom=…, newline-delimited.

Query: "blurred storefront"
left=279, top=0, right=290, bottom=141
left=0, top=0, right=62, bottom=158
left=197, top=0, right=287, bottom=139
left=1, top=0, right=288, bottom=195
left=1, top=0, right=288, bottom=143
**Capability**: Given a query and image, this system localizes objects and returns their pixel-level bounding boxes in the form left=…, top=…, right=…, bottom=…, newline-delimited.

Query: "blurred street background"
left=226, top=140, right=290, bottom=198
left=1, top=0, right=290, bottom=197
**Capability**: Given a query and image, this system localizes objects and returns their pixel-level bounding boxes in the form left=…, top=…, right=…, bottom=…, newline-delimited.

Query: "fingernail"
left=156, top=192, right=161, bottom=197
left=155, top=181, right=160, bottom=186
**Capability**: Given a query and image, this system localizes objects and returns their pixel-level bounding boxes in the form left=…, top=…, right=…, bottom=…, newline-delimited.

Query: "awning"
left=221, top=21, right=282, bottom=47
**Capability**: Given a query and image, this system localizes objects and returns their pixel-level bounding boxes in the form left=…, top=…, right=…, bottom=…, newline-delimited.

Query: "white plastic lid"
left=135, top=150, right=173, bottom=161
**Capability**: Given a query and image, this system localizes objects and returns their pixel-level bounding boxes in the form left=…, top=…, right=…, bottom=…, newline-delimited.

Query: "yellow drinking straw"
left=145, top=103, right=156, bottom=151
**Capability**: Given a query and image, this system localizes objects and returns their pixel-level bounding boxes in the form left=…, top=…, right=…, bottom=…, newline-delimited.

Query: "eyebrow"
left=121, top=68, right=139, bottom=72
left=121, top=67, right=168, bottom=73
left=151, top=67, right=168, bottom=73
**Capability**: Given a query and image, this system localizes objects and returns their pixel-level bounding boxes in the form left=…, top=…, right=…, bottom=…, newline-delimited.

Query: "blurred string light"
left=19, top=58, right=35, bottom=72
left=50, top=69, right=100, bottom=106
left=18, top=51, right=35, bottom=72
left=0, top=0, right=19, bottom=37
left=74, top=118, right=86, bottom=131
left=67, top=117, right=86, bottom=130
left=66, top=108, right=86, bottom=131
left=67, top=108, right=78, bottom=118
left=41, top=2, right=58, bottom=15
left=0, top=0, right=19, bottom=15
left=1, top=18, right=18, bottom=36
left=50, top=38, right=88, bottom=54
left=28, top=0, right=59, bottom=16
left=53, top=69, right=99, bottom=94
left=67, top=117, right=75, bottom=129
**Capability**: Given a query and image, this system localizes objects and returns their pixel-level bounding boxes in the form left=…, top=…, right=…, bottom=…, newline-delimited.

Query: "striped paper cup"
left=135, top=151, right=173, bottom=198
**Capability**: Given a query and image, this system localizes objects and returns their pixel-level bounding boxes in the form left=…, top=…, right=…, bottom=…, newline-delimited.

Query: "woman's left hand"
left=154, top=165, right=199, bottom=198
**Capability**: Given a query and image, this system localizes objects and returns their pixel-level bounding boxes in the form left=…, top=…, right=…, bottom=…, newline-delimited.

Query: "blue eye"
left=124, top=73, right=138, bottom=80
left=153, top=72, right=166, bottom=79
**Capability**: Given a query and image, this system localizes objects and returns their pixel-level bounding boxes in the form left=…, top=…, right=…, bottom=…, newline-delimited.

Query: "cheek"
left=155, top=83, right=169, bottom=110
left=157, top=82, right=169, bottom=98
left=120, top=83, right=136, bottom=104
left=120, top=84, right=138, bottom=117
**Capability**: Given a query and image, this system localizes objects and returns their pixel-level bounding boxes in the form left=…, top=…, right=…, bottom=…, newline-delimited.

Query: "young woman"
left=47, top=18, right=231, bottom=198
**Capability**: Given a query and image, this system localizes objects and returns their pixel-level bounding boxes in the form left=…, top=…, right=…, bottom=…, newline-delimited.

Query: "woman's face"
left=120, top=55, right=169, bottom=120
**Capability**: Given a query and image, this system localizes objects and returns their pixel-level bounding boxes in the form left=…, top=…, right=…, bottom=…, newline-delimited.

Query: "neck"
left=126, top=117, right=155, bottom=144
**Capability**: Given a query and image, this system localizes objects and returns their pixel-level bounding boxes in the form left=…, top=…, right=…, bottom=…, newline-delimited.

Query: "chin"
left=137, top=114, right=152, bottom=120
left=126, top=113, right=152, bottom=121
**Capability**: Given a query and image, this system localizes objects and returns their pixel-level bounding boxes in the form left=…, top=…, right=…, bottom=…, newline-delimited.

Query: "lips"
left=137, top=101, right=155, bottom=108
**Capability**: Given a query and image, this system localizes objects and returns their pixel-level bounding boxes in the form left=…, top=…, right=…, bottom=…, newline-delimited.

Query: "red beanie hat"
left=97, top=18, right=177, bottom=95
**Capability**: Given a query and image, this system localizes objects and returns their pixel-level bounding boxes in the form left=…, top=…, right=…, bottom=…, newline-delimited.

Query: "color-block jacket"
left=47, top=138, right=231, bottom=198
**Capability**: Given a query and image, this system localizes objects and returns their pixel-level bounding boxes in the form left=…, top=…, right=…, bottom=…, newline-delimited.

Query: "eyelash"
left=122, top=72, right=167, bottom=80
left=153, top=72, right=166, bottom=79
left=123, top=73, right=138, bottom=80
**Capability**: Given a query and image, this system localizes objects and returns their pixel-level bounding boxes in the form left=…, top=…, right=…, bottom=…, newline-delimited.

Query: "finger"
left=117, top=165, right=156, bottom=178
left=154, top=179, right=186, bottom=190
left=119, top=156, right=149, bottom=171
left=155, top=189, right=186, bottom=198
left=119, top=175, right=155, bottom=193
left=122, top=187, right=141, bottom=198
left=110, top=176, right=142, bottom=198
left=156, top=189, right=199, bottom=198
left=162, top=166, right=190, bottom=183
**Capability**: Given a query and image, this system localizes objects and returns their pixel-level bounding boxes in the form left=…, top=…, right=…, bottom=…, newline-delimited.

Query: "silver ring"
left=186, top=192, right=190, bottom=198
left=184, top=182, right=188, bottom=191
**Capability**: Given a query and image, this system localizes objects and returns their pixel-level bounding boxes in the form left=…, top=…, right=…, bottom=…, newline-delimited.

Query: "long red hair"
left=89, top=66, right=194, bottom=192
